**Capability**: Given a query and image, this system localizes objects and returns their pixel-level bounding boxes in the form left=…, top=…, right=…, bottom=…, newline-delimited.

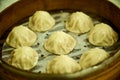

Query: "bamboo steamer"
left=0, top=0, right=120, bottom=80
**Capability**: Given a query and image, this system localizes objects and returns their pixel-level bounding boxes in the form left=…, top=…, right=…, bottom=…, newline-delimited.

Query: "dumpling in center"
left=44, top=31, right=76, bottom=55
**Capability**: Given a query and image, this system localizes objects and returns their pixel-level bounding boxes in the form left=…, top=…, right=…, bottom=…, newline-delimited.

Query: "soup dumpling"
left=47, top=55, right=81, bottom=74
left=8, top=47, right=39, bottom=70
left=66, top=12, right=94, bottom=34
left=44, top=31, right=76, bottom=55
left=88, top=23, right=118, bottom=46
left=79, top=48, right=110, bottom=69
left=6, top=25, right=37, bottom=48
left=29, top=11, right=55, bottom=32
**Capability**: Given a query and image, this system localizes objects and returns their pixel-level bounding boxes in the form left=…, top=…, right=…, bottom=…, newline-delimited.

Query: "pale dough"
left=29, top=11, right=55, bottom=32
left=6, top=25, right=37, bottom=48
left=88, top=23, right=118, bottom=46
left=47, top=55, right=81, bottom=74
left=66, top=12, right=94, bottom=34
left=79, top=48, right=110, bottom=69
left=8, top=47, right=39, bottom=70
left=44, top=31, right=76, bottom=55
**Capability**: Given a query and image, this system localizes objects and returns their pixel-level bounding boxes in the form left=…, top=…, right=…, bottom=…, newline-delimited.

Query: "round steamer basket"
left=0, top=0, right=120, bottom=80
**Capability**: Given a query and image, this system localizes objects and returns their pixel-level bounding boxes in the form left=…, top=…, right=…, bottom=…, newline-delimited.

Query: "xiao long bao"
left=47, top=55, right=81, bottom=74
left=66, top=12, right=94, bottom=34
left=29, top=11, right=55, bottom=32
left=6, top=25, right=37, bottom=48
left=44, top=31, right=76, bottom=55
left=79, top=48, right=110, bottom=69
left=8, top=47, right=39, bottom=70
left=88, top=23, right=118, bottom=46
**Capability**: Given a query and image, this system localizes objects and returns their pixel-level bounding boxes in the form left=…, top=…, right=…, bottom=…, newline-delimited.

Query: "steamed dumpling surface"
left=66, top=12, right=94, bottom=34
left=8, top=47, right=39, bottom=70
left=88, top=23, right=118, bottom=46
left=29, top=11, right=55, bottom=32
left=6, top=25, right=37, bottom=48
left=44, top=31, right=76, bottom=55
left=79, top=48, right=110, bottom=69
left=47, top=55, right=81, bottom=74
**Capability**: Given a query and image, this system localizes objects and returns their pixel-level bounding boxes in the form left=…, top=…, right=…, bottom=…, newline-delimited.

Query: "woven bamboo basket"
left=0, top=0, right=120, bottom=80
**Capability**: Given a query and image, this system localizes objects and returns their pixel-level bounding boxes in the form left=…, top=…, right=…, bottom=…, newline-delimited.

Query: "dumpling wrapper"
left=29, top=11, right=55, bottom=32
left=79, top=48, right=110, bottom=69
left=6, top=25, right=37, bottom=48
left=88, top=23, right=118, bottom=46
left=66, top=12, right=94, bottom=34
left=8, top=47, right=39, bottom=70
left=47, top=55, right=81, bottom=74
left=44, top=31, right=76, bottom=55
